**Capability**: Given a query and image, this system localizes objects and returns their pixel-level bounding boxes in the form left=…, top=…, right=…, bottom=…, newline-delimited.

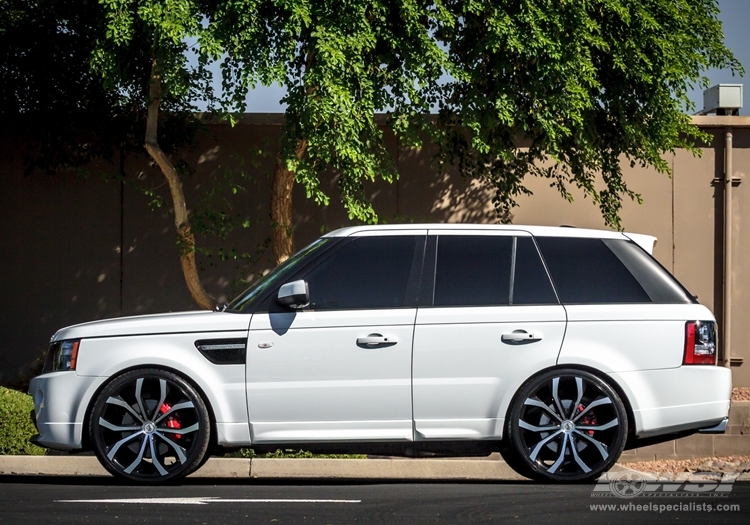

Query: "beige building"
left=1, top=114, right=749, bottom=387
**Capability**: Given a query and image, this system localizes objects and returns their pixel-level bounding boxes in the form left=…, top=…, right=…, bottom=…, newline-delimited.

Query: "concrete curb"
left=1, top=456, right=747, bottom=481
left=0, top=456, right=530, bottom=480
left=250, top=458, right=528, bottom=480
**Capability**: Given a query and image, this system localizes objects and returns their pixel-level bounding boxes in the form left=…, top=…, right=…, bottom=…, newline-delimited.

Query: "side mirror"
left=277, top=280, right=310, bottom=309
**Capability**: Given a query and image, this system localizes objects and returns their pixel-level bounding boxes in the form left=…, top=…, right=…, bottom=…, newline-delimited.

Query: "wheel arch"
left=81, top=363, right=219, bottom=452
left=502, top=363, right=637, bottom=444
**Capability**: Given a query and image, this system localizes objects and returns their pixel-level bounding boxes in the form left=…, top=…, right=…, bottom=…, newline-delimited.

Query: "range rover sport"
left=29, top=225, right=731, bottom=483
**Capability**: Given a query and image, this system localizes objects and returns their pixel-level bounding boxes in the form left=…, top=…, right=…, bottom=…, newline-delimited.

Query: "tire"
left=506, top=369, right=628, bottom=482
left=89, top=368, right=211, bottom=483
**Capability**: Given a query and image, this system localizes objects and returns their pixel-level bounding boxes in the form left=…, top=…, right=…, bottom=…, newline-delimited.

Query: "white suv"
left=29, top=225, right=731, bottom=483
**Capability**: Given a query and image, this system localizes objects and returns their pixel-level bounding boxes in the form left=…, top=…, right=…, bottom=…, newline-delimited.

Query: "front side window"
left=227, top=238, right=332, bottom=312
left=302, top=236, right=418, bottom=310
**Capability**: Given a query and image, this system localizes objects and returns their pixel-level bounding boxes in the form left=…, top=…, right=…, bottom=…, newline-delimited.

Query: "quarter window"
left=535, top=237, right=651, bottom=304
left=602, top=239, right=693, bottom=304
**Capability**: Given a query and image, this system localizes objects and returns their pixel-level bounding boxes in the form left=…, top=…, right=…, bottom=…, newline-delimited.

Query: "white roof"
left=323, top=224, right=657, bottom=254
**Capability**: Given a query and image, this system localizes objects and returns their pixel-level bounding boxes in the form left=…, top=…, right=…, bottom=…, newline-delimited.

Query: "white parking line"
left=56, top=497, right=361, bottom=505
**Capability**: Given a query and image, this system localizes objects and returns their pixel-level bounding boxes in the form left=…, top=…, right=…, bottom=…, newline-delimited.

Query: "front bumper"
left=28, top=371, right=106, bottom=451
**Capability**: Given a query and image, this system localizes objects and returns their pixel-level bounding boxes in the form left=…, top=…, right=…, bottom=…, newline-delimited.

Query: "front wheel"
left=90, top=368, right=211, bottom=483
left=506, top=369, right=628, bottom=482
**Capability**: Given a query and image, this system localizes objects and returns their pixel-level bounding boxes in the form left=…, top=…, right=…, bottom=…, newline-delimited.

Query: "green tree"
left=213, top=0, right=448, bottom=263
left=426, top=0, right=742, bottom=228
left=2, top=0, right=215, bottom=309
left=93, top=0, right=220, bottom=308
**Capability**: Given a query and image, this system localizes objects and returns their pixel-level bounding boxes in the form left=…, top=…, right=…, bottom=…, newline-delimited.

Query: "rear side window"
left=431, top=235, right=558, bottom=307
left=434, top=235, right=513, bottom=306
left=512, top=237, right=558, bottom=305
left=302, top=236, right=417, bottom=310
left=535, top=237, right=651, bottom=304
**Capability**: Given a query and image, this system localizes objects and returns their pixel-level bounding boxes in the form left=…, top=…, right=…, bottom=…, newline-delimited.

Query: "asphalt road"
left=1, top=477, right=748, bottom=524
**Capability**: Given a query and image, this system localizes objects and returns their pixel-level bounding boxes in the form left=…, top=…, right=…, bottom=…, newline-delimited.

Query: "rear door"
left=412, top=230, right=567, bottom=440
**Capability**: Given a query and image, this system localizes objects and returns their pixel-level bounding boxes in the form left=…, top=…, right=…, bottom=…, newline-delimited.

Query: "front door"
left=246, top=231, right=426, bottom=444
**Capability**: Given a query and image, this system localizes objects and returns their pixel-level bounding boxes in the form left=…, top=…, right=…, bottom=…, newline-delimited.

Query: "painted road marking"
left=56, top=497, right=361, bottom=505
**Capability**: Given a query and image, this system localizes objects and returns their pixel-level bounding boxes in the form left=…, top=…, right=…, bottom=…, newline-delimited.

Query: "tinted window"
left=603, top=239, right=694, bottom=304
left=227, top=238, right=332, bottom=312
left=535, top=237, right=651, bottom=304
left=512, top=237, right=558, bottom=305
left=434, top=235, right=512, bottom=306
left=302, top=236, right=417, bottom=310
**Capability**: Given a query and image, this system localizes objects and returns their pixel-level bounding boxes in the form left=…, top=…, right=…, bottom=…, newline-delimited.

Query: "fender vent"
left=195, top=339, right=247, bottom=365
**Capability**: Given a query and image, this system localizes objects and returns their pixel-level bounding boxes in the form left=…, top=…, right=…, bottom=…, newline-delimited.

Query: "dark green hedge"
left=0, top=387, right=46, bottom=455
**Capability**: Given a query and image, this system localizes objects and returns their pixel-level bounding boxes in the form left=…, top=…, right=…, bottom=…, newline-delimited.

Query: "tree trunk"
left=270, top=139, right=308, bottom=265
left=144, top=57, right=214, bottom=310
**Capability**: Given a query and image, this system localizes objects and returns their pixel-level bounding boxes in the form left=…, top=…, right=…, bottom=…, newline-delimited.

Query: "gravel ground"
left=621, top=456, right=750, bottom=477
left=733, top=387, right=750, bottom=401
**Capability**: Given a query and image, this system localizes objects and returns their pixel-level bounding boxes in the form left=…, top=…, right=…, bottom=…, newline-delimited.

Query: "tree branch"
left=144, top=57, right=214, bottom=310
left=270, top=138, right=308, bottom=265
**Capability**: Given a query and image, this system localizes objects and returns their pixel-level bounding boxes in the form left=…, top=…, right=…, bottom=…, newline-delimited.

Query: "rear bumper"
left=699, top=417, right=729, bottom=434
left=609, top=365, right=732, bottom=438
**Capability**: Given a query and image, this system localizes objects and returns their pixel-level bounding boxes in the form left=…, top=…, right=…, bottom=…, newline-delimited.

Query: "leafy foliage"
left=4, top=0, right=743, bottom=238
left=93, top=0, right=230, bottom=309
left=85, top=0, right=228, bottom=194
left=0, top=0, right=203, bottom=173
left=0, top=387, right=46, bottom=455
left=91, top=0, right=218, bottom=132
left=212, top=0, right=449, bottom=224
left=425, top=0, right=742, bottom=229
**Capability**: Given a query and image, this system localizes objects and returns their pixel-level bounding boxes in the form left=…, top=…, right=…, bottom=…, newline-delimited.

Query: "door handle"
left=357, top=334, right=398, bottom=346
left=501, top=330, right=542, bottom=344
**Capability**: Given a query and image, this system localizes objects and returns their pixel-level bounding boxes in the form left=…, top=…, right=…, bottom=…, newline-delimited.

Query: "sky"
left=216, top=0, right=748, bottom=115
left=687, top=0, right=748, bottom=115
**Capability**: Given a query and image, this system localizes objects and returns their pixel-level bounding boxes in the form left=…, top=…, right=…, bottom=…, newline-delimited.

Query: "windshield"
left=226, top=238, right=332, bottom=313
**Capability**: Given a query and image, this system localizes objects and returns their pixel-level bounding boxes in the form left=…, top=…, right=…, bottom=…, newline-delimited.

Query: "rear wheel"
left=90, top=368, right=211, bottom=483
left=507, top=369, right=627, bottom=482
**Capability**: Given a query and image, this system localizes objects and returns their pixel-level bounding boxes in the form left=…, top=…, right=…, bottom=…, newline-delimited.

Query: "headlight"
left=43, top=339, right=80, bottom=373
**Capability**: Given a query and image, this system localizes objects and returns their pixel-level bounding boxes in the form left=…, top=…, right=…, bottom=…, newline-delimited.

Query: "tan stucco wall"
left=1, top=115, right=749, bottom=387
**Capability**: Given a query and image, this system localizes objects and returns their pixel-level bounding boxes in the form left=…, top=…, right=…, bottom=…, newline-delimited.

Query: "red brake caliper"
left=159, top=403, right=182, bottom=439
left=577, top=404, right=597, bottom=436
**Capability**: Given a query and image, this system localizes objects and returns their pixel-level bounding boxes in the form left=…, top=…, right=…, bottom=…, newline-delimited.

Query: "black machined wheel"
left=90, top=368, right=211, bottom=483
left=507, top=369, right=628, bottom=482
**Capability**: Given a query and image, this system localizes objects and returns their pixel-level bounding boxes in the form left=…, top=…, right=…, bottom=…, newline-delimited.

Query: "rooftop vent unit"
left=700, top=84, right=743, bottom=115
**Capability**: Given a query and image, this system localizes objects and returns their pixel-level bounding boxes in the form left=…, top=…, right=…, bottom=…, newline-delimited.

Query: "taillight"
left=684, top=321, right=717, bottom=365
